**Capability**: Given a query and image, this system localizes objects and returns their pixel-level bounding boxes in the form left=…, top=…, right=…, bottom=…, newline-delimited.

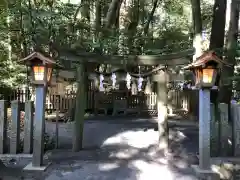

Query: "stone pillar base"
left=23, top=162, right=51, bottom=171
left=191, top=165, right=220, bottom=180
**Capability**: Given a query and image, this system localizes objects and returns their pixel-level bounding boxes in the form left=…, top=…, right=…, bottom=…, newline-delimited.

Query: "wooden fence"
left=7, top=88, right=198, bottom=116
left=46, top=90, right=95, bottom=113
left=0, top=98, right=239, bottom=180
left=0, top=99, right=238, bottom=156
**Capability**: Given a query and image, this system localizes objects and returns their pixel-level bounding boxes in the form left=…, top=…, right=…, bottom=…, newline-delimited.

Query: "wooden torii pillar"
left=59, top=49, right=194, bottom=152
left=72, top=64, right=87, bottom=151
left=153, top=69, right=169, bottom=154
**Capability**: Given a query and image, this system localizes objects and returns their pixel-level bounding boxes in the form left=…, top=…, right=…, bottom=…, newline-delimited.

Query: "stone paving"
left=0, top=119, right=199, bottom=180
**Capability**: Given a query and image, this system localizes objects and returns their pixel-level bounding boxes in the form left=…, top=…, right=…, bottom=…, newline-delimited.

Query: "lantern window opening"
left=33, top=65, right=45, bottom=81
left=182, top=50, right=233, bottom=88
left=202, top=68, right=214, bottom=84
left=18, top=52, right=63, bottom=86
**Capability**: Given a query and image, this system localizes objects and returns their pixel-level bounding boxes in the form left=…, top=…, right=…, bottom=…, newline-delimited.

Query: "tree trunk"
left=218, top=0, right=239, bottom=103
left=73, top=0, right=90, bottom=23
left=81, top=0, right=90, bottom=22
left=208, top=0, right=227, bottom=157
left=70, top=0, right=91, bottom=121
left=113, top=0, right=122, bottom=29
left=209, top=0, right=227, bottom=52
left=190, top=0, right=202, bottom=118
left=6, top=3, right=12, bottom=64
left=143, top=0, right=159, bottom=35
left=191, top=0, right=202, bottom=60
left=95, top=0, right=102, bottom=30
left=104, top=0, right=123, bottom=28
left=126, top=0, right=140, bottom=54
left=208, top=0, right=227, bottom=119
left=48, top=0, right=54, bottom=56
left=19, top=0, right=28, bottom=57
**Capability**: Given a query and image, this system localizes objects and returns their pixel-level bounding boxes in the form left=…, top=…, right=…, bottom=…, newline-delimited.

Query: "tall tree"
left=209, top=0, right=227, bottom=52
left=95, top=0, right=102, bottom=30
left=126, top=0, right=141, bottom=54
left=208, top=0, right=227, bottom=116
left=104, top=0, right=123, bottom=28
left=191, top=0, right=203, bottom=61
left=218, top=0, right=239, bottom=103
left=143, top=0, right=159, bottom=36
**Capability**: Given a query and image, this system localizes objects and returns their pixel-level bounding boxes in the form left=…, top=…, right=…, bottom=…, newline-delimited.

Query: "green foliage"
left=163, top=0, right=185, bottom=16
left=0, top=7, right=26, bottom=90
left=0, top=0, right=214, bottom=89
left=201, top=0, right=214, bottom=30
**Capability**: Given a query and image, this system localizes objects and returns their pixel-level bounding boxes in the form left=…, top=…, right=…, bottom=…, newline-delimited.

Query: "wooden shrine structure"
left=0, top=48, right=195, bottom=164
left=57, top=48, right=195, bottom=151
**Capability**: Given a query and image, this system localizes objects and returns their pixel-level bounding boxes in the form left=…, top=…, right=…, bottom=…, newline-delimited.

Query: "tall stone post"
left=24, top=84, right=48, bottom=170
left=32, top=85, right=46, bottom=167
left=210, top=103, right=219, bottom=157
left=219, top=103, right=229, bottom=156
left=10, top=100, right=20, bottom=154
left=192, top=88, right=220, bottom=180
left=232, top=104, right=240, bottom=156
left=199, top=89, right=211, bottom=169
left=72, top=63, right=86, bottom=152
left=24, top=101, right=34, bottom=154
left=0, top=100, right=7, bottom=154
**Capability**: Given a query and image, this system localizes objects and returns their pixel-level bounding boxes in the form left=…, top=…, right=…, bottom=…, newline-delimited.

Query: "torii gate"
left=58, top=48, right=195, bottom=154
left=17, top=48, right=194, bottom=170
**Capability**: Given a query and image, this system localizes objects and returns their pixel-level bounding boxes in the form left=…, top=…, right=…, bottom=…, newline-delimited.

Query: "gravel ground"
left=0, top=119, right=199, bottom=180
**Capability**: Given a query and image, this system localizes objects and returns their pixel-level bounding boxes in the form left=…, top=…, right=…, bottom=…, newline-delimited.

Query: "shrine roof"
left=19, top=52, right=63, bottom=68
left=183, top=50, right=232, bottom=69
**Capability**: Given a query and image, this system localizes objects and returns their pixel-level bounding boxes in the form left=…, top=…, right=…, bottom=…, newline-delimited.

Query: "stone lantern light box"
left=183, top=51, right=231, bottom=89
left=19, top=52, right=59, bottom=86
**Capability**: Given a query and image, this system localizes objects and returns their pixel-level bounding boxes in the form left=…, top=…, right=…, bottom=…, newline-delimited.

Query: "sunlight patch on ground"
left=102, top=129, right=158, bottom=149
left=131, top=160, right=174, bottom=180
left=61, top=171, right=73, bottom=176
left=99, top=162, right=120, bottom=171
left=109, top=148, right=139, bottom=159
left=156, top=157, right=168, bottom=165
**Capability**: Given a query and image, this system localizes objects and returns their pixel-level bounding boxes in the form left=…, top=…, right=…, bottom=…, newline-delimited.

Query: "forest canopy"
left=0, top=0, right=239, bottom=102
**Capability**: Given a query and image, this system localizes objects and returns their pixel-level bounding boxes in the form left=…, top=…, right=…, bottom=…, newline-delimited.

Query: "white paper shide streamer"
left=111, top=73, right=116, bottom=89
left=99, top=74, right=104, bottom=91
left=126, top=73, right=131, bottom=89
left=138, top=77, right=143, bottom=91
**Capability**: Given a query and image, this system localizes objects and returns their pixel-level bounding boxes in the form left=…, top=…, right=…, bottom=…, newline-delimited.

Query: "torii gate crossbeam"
left=68, top=49, right=194, bottom=153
